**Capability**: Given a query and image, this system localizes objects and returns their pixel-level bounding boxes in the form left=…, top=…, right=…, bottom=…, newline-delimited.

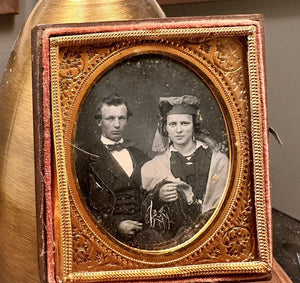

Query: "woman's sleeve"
left=141, top=158, right=159, bottom=191
left=202, top=151, right=229, bottom=213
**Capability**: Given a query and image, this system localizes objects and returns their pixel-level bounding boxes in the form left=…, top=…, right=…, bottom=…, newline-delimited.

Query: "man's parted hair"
left=95, top=93, right=133, bottom=120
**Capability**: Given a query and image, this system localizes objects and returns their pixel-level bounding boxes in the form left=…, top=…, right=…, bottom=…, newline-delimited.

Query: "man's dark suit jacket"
left=75, top=140, right=149, bottom=243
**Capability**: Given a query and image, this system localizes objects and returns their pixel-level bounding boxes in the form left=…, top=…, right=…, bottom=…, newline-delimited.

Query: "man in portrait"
left=75, top=93, right=150, bottom=246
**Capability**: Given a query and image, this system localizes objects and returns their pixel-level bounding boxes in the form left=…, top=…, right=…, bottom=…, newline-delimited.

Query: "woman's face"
left=166, top=114, right=194, bottom=147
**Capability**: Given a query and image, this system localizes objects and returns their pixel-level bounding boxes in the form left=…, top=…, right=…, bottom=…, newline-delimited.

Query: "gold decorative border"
left=49, top=20, right=270, bottom=282
left=50, top=41, right=73, bottom=276
left=68, top=261, right=270, bottom=282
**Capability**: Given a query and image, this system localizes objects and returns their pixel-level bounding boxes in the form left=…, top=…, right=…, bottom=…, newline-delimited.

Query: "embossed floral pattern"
left=72, top=226, right=92, bottom=265
left=223, top=227, right=251, bottom=257
left=59, top=49, right=84, bottom=78
left=209, top=246, right=221, bottom=258
left=213, top=38, right=243, bottom=72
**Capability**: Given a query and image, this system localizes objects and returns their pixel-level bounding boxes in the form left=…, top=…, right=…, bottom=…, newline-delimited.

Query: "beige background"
left=0, top=0, right=299, bottom=220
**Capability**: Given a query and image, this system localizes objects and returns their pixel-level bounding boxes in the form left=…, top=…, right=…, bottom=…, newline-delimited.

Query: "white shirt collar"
left=170, top=140, right=208, bottom=153
left=101, top=135, right=124, bottom=145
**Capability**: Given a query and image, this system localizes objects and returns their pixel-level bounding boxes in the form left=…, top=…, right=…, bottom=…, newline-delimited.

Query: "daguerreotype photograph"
left=32, top=15, right=272, bottom=282
left=74, top=54, right=229, bottom=250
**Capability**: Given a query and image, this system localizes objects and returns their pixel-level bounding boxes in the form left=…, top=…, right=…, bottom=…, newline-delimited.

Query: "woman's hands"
left=159, top=180, right=193, bottom=203
left=159, top=183, right=179, bottom=202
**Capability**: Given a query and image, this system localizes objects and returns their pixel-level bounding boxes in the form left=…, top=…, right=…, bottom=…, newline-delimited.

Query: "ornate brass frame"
left=32, top=15, right=272, bottom=282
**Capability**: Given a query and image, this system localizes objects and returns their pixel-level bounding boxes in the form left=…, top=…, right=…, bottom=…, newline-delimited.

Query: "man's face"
left=166, top=114, right=194, bottom=147
left=98, top=104, right=128, bottom=142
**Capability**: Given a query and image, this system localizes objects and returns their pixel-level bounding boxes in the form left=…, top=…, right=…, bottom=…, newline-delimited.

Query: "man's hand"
left=118, top=220, right=143, bottom=239
left=159, top=183, right=178, bottom=202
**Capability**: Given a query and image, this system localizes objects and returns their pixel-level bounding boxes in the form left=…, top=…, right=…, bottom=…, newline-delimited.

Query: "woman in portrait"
left=141, top=95, right=229, bottom=245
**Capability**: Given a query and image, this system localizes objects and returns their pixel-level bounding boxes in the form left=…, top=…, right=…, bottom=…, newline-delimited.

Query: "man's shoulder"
left=123, top=141, right=149, bottom=164
left=128, top=144, right=143, bottom=154
left=75, top=141, right=106, bottom=162
left=128, top=145, right=149, bottom=161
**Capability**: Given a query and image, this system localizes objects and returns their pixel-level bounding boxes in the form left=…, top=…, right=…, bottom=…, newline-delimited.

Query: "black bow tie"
left=106, top=143, right=125, bottom=152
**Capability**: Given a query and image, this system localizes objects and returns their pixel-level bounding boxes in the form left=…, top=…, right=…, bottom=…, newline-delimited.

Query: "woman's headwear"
left=158, top=95, right=201, bottom=118
left=152, top=95, right=203, bottom=152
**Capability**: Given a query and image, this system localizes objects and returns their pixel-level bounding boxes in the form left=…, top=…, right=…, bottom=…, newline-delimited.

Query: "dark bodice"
left=170, top=146, right=212, bottom=201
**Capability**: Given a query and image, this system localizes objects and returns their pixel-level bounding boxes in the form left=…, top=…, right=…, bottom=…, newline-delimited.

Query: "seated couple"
left=76, top=93, right=229, bottom=249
